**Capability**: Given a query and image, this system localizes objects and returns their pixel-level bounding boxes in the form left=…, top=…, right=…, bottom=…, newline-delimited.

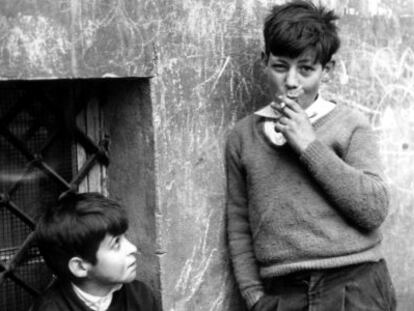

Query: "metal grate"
left=0, top=81, right=109, bottom=311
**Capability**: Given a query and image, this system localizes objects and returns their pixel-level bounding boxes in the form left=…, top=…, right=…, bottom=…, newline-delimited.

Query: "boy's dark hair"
left=263, top=0, right=340, bottom=66
left=35, top=192, right=128, bottom=282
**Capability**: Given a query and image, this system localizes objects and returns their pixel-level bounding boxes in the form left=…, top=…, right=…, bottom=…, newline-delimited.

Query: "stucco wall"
left=1, top=1, right=414, bottom=310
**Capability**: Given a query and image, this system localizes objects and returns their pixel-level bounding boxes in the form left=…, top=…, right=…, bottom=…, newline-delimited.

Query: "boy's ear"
left=68, top=257, right=91, bottom=278
left=322, top=60, right=336, bottom=83
left=261, top=51, right=269, bottom=67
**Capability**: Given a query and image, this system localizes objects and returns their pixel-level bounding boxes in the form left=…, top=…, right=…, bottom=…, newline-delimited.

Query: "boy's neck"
left=302, top=93, right=319, bottom=110
left=73, top=280, right=122, bottom=297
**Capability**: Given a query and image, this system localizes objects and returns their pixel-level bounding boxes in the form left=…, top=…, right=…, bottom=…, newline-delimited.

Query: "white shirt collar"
left=254, top=95, right=335, bottom=122
left=72, top=283, right=123, bottom=311
left=254, top=95, right=336, bottom=146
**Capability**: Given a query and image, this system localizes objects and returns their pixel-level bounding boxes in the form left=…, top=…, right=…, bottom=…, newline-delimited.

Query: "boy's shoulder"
left=123, top=279, right=155, bottom=297
left=120, top=279, right=160, bottom=311
left=31, top=279, right=160, bottom=311
left=332, top=103, right=371, bottom=128
left=233, top=113, right=258, bottom=129
left=30, top=279, right=77, bottom=311
left=227, top=113, right=258, bottom=139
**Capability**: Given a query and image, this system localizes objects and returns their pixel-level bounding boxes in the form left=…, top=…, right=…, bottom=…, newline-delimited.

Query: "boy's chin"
left=123, top=271, right=137, bottom=283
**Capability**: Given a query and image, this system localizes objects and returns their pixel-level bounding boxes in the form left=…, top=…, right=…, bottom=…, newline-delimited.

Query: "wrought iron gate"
left=0, top=80, right=109, bottom=311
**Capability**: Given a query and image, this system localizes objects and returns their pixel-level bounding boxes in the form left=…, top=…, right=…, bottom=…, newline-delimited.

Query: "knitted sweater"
left=30, top=279, right=160, bottom=311
left=225, top=103, right=389, bottom=309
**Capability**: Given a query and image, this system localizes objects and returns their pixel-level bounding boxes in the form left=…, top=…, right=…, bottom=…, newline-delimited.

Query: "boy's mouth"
left=286, top=86, right=304, bottom=99
left=129, top=260, right=137, bottom=269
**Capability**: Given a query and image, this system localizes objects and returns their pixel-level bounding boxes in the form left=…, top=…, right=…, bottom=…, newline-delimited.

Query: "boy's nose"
left=285, top=68, right=300, bottom=88
left=124, top=237, right=138, bottom=255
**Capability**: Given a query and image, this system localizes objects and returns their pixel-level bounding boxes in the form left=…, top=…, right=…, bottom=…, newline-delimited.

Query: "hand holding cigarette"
left=271, top=86, right=304, bottom=116
left=273, top=88, right=317, bottom=153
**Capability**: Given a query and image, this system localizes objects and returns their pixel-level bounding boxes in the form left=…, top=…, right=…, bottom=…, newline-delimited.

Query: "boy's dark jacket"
left=31, top=279, right=160, bottom=311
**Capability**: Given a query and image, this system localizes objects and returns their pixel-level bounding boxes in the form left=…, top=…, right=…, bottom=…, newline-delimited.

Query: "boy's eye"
left=112, top=236, right=122, bottom=249
left=271, top=64, right=287, bottom=71
left=300, top=66, right=315, bottom=73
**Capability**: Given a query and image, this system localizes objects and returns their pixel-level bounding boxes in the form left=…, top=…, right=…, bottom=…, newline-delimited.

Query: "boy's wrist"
left=299, top=138, right=320, bottom=155
left=296, top=137, right=316, bottom=154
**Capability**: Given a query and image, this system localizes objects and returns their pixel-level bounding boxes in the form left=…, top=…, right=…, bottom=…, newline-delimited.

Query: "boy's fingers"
left=278, top=116, right=289, bottom=125
left=270, top=102, right=282, bottom=114
left=280, top=106, right=295, bottom=118
left=279, top=96, right=302, bottom=112
left=285, top=100, right=302, bottom=112
left=274, top=121, right=286, bottom=133
left=271, top=100, right=288, bottom=113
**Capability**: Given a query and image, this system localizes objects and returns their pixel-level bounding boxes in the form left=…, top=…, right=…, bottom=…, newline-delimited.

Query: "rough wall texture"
left=0, top=1, right=155, bottom=78
left=1, top=0, right=414, bottom=310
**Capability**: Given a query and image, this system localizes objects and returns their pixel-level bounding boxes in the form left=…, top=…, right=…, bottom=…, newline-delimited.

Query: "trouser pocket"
left=342, top=260, right=396, bottom=311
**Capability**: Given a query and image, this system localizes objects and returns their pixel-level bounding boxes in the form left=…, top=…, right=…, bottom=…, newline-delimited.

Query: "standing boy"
left=225, top=1, right=396, bottom=310
left=31, top=192, right=160, bottom=311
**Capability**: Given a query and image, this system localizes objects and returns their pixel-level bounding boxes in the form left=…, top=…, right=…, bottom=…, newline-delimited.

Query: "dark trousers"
left=257, top=260, right=396, bottom=311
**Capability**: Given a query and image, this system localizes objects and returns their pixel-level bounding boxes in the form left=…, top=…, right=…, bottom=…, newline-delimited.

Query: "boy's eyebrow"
left=269, top=58, right=288, bottom=63
left=269, top=55, right=316, bottom=64
left=102, top=234, right=117, bottom=247
left=298, top=57, right=316, bottom=64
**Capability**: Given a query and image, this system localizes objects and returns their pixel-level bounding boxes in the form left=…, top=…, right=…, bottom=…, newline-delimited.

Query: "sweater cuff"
left=300, top=139, right=329, bottom=169
left=243, top=287, right=265, bottom=310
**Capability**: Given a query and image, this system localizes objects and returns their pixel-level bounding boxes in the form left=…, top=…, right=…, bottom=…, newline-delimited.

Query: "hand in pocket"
left=252, top=295, right=279, bottom=311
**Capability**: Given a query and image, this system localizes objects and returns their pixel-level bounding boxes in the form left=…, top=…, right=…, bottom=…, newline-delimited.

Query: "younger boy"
left=31, top=192, right=160, bottom=311
left=225, top=1, right=396, bottom=310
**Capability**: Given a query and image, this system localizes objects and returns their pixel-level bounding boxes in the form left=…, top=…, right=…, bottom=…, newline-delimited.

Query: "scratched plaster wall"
left=0, top=0, right=155, bottom=78
left=1, top=0, right=414, bottom=310
left=152, top=2, right=267, bottom=310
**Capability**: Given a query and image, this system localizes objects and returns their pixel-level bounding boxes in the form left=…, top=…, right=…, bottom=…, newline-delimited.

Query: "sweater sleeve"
left=300, top=122, right=389, bottom=231
left=225, top=131, right=264, bottom=309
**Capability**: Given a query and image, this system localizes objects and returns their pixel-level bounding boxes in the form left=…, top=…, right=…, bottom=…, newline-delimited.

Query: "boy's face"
left=262, top=49, right=332, bottom=109
left=87, top=233, right=138, bottom=287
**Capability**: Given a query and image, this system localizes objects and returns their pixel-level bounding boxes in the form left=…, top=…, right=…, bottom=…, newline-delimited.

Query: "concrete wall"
left=1, top=0, right=414, bottom=310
